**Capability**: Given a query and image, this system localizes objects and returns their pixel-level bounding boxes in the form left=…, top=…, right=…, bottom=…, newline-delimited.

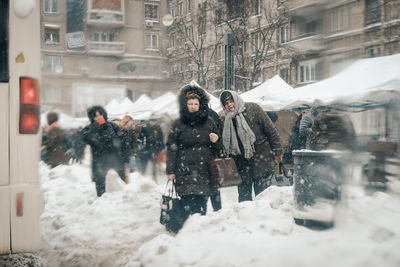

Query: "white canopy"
left=240, top=75, right=294, bottom=105
left=290, top=53, right=400, bottom=105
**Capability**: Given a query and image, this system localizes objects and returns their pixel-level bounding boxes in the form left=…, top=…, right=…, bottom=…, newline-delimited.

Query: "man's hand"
left=168, top=174, right=176, bottom=181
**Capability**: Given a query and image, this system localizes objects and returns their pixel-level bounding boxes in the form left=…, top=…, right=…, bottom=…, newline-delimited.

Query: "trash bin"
left=293, top=150, right=344, bottom=206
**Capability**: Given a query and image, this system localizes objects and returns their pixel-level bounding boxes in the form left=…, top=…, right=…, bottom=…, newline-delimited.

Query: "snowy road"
left=38, top=157, right=400, bottom=267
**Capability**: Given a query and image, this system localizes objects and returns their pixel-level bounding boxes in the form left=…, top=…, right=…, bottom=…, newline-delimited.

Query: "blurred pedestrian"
left=166, top=86, right=222, bottom=220
left=299, top=100, right=321, bottom=148
left=80, top=106, right=126, bottom=197
left=219, top=90, right=283, bottom=202
left=42, top=112, right=69, bottom=168
left=139, top=118, right=164, bottom=181
left=118, top=115, right=138, bottom=179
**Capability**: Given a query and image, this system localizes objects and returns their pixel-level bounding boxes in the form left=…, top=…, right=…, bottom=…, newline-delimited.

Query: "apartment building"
left=166, top=0, right=400, bottom=92
left=41, top=0, right=174, bottom=116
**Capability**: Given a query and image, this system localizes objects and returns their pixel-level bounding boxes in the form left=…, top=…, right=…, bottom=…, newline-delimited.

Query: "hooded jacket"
left=166, top=85, right=221, bottom=196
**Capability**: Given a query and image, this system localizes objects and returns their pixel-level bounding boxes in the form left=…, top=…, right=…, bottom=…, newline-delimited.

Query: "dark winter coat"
left=139, top=122, right=164, bottom=157
left=43, top=127, right=69, bottom=167
left=166, top=85, right=222, bottom=196
left=309, top=110, right=356, bottom=151
left=221, top=102, right=283, bottom=181
left=120, top=127, right=137, bottom=163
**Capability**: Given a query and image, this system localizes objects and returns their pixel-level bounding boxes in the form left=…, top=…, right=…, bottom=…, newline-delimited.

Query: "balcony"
left=87, top=41, right=125, bottom=56
left=286, top=33, right=325, bottom=53
left=286, top=0, right=327, bottom=18
left=87, top=10, right=124, bottom=27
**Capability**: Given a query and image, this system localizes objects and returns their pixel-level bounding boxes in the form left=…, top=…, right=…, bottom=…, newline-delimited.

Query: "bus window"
left=0, top=0, right=9, bottom=82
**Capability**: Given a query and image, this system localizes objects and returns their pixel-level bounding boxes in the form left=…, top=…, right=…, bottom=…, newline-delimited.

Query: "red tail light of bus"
left=19, top=77, right=40, bottom=134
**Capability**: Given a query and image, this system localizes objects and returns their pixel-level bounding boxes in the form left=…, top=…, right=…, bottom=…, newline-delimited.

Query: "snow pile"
left=38, top=161, right=400, bottom=267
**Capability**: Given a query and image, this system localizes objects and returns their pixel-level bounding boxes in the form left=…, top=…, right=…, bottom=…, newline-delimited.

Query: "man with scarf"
left=220, top=90, right=283, bottom=202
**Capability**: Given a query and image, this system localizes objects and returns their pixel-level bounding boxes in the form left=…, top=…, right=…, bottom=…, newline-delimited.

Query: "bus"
left=0, top=0, right=43, bottom=254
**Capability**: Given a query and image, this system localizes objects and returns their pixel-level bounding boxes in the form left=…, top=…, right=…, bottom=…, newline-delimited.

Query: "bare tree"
left=214, top=0, right=290, bottom=91
left=166, top=0, right=224, bottom=87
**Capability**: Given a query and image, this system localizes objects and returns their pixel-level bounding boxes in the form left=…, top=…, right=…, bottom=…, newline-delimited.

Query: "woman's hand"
left=209, top=133, right=219, bottom=143
left=168, top=174, right=176, bottom=181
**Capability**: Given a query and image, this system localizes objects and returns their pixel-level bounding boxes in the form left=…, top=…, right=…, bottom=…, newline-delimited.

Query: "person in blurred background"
left=139, top=118, right=164, bottom=181
left=166, top=85, right=222, bottom=219
left=299, top=100, right=321, bottom=148
left=80, top=105, right=126, bottom=197
left=219, top=90, right=283, bottom=202
left=118, top=115, right=138, bottom=181
left=42, top=112, right=69, bottom=168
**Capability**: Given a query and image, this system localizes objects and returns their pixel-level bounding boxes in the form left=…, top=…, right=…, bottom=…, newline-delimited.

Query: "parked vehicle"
left=0, top=0, right=43, bottom=254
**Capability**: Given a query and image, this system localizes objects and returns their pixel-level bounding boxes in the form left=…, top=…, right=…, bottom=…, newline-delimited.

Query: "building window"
left=187, top=0, right=192, bottom=12
left=253, top=0, right=260, bottom=16
left=178, top=1, right=183, bottom=16
left=169, top=33, right=175, bottom=48
left=92, top=32, right=115, bottom=42
left=306, top=20, right=318, bottom=35
left=365, top=45, right=381, bottom=58
left=44, top=55, right=61, bottom=72
left=298, top=61, right=317, bottom=84
left=45, top=87, right=61, bottom=103
left=199, top=17, right=206, bottom=35
left=146, top=33, right=159, bottom=50
left=280, top=68, right=289, bottom=83
left=277, top=0, right=286, bottom=7
left=216, top=44, right=224, bottom=60
left=186, top=26, right=193, bottom=38
left=252, top=32, right=262, bottom=53
left=280, top=24, right=289, bottom=43
left=385, top=41, right=399, bottom=56
left=145, top=4, right=159, bottom=22
left=44, top=27, right=60, bottom=44
left=331, top=6, right=349, bottom=33
left=365, top=0, right=381, bottom=25
left=216, top=9, right=224, bottom=24
left=44, top=0, right=58, bottom=13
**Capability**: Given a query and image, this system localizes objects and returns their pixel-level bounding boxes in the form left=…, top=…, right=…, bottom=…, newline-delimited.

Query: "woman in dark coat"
left=81, top=105, right=126, bottom=197
left=166, top=85, right=222, bottom=216
left=220, top=90, right=283, bottom=202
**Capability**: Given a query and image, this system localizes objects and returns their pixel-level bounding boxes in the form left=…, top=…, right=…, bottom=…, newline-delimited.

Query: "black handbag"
left=160, top=181, right=189, bottom=233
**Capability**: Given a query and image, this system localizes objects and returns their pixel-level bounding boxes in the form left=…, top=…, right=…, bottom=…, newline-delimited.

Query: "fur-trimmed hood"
left=87, top=105, right=108, bottom=124
left=179, top=84, right=210, bottom=126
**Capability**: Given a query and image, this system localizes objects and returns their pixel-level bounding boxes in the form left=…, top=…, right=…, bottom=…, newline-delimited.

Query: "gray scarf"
left=221, top=90, right=256, bottom=159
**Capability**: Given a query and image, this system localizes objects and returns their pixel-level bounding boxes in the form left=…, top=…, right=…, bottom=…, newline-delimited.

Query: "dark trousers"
left=92, top=155, right=125, bottom=197
left=209, top=191, right=222, bottom=211
left=238, top=171, right=273, bottom=202
left=141, top=154, right=157, bottom=180
left=180, top=195, right=208, bottom=215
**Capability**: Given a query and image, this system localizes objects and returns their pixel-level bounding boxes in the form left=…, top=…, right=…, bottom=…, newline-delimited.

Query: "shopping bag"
left=272, top=162, right=293, bottom=186
left=209, top=157, right=242, bottom=187
left=160, top=181, right=189, bottom=233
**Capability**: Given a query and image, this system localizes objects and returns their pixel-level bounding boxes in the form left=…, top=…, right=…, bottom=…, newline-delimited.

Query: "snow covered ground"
left=38, top=155, right=400, bottom=267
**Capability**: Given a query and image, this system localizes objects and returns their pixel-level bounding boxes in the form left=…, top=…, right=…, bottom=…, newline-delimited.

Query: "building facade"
left=41, top=0, right=174, bottom=116
left=165, top=0, right=400, bottom=93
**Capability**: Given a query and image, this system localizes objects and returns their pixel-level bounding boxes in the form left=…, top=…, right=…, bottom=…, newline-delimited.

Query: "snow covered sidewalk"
left=38, top=161, right=400, bottom=267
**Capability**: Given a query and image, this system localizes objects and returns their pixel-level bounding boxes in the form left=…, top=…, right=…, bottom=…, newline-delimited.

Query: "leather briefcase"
left=209, top=157, right=242, bottom=187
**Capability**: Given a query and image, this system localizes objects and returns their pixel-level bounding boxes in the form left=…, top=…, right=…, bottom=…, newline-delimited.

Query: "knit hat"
left=220, top=91, right=233, bottom=105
